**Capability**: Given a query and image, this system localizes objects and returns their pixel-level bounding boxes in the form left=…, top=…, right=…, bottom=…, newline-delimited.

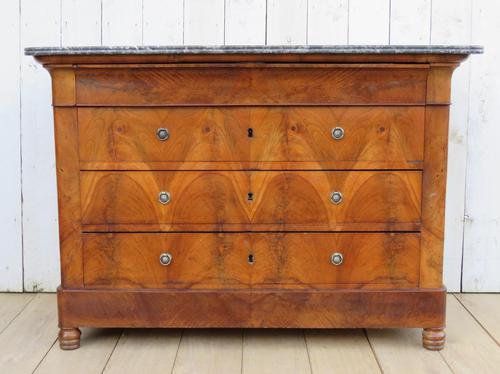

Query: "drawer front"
left=78, top=107, right=424, bottom=169
left=83, top=233, right=420, bottom=289
left=80, top=170, right=421, bottom=230
left=75, top=65, right=427, bottom=106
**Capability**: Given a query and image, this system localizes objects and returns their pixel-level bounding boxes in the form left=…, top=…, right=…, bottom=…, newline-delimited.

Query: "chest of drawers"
left=26, top=45, right=481, bottom=351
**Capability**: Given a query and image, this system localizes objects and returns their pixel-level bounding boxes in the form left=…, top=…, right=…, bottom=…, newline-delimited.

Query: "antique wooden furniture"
left=26, top=45, right=482, bottom=350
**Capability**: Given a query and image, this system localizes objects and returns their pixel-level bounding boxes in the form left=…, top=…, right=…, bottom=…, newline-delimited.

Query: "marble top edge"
left=25, top=45, right=483, bottom=56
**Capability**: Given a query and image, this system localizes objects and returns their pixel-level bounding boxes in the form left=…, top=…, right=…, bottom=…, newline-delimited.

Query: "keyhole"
left=247, top=128, right=254, bottom=138
left=248, top=254, right=254, bottom=264
left=247, top=192, right=254, bottom=201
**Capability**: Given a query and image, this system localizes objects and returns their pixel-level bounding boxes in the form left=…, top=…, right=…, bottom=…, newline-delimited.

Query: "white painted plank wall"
left=20, top=0, right=61, bottom=292
left=0, top=0, right=23, bottom=291
left=390, top=0, right=430, bottom=45
left=62, top=0, right=101, bottom=46
left=143, top=0, right=183, bottom=45
left=267, top=0, right=307, bottom=45
left=307, top=0, right=348, bottom=44
left=463, top=0, right=500, bottom=291
left=2, top=0, right=497, bottom=292
left=349, top=0, right=390, bottom=44
left=102, top=0, right=143, bottom=45
left=184, top=0, right=225, bottom=45
left=431, top=0, right=473, bottom=292
left=225, top=0, right=266, bottom=45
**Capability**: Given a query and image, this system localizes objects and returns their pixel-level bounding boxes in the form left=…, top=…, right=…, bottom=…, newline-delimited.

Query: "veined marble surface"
left=25, top=45, right=483, bottom=56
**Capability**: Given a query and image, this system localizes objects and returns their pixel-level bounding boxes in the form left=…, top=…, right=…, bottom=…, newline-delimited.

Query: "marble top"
left=25, top=45, right=483, bottom=56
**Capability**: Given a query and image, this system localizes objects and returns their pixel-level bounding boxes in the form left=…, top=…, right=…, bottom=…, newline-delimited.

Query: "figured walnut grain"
left=79, top=170, right=422, bottom=229
left=82, top=233, right=420, bottom=289
left=78, top=106, right=424, bottom=168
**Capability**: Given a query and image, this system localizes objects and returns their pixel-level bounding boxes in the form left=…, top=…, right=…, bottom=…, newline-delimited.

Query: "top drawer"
left=75, top=64, right=428, bottom=106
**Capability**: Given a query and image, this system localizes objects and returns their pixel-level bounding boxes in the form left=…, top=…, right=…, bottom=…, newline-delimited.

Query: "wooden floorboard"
left=242, top=329, right=311, bottom=374
left=367, top=327, right=452, bottom=373
left=0, top=293, right=34, bottom=333
left=0, top=294, right=58, bottom=374
left=439, top=295, right=500, bottom=373
left=305, top=329, right=381, bottom=374
left=103, top=329, right=182, bottom=374
left=34, top=328, right=122, bottom=374
left=172, top=329, right=243, bottom=374
left=456, top=293, right=500, bottom=346
left=1, top=293, right=500, bottom=373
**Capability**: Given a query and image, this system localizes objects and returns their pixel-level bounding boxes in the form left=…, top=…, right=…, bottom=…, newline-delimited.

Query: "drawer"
left=82, top=233, right=420, bottom=289
left=79, top=106, right=424, bottom=169
left=75, top=65, right=427, bottom=106
left=80, top=170, right=421, bottom=231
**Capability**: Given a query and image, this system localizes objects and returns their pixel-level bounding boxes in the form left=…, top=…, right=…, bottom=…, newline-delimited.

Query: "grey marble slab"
left=25, top=45, right=483, bottom=56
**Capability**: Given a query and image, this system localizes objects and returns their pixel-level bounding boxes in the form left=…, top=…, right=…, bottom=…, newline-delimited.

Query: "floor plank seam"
left=0, top=293, right=36, bottom=335
left=240, top=329, right=244, bottom=374
left=30, top=335, right=58, bottom=374
left=170, top=328, right=184, bottom=374
left=363, top=328, right=384, bottom=374
left=302, top=330, right=314, bottom=374
left=100, top=329, right=124, bottom=374
left=453, top=294, right=500, bottom=347
left=438, top=350, right=457, bottom=374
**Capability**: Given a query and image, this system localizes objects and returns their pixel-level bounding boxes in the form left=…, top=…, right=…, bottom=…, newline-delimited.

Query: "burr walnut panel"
left=57, top=287, right=447, bottom=329
left=75, top=65, right=428, bottom=106
left=82, top=233, right=420, bottom=289
left=78, top=106, right=424, bottom=169
left=78, top=107, right=247, bottom=164
left=80, top=170, right=422, bottom=230
left=250, top=106, right=424, bottom=164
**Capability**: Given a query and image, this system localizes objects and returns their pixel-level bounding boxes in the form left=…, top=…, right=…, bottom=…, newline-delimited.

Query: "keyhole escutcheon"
left=248, top=128, right=254, bottom=138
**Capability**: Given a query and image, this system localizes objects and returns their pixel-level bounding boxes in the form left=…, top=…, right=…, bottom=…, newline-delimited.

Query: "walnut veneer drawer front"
left=83, top=233, right=420, bottom=289
left=79, top=106, right=424, bottom=169
left=80, top=170, right=421, bottom=231
left=75, top=65, right=428, bottom=106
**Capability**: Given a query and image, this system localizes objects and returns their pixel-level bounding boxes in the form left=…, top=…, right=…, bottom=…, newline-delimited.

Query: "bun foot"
left=59, top=327, right=81, bottom=350
left=422, top=327, right=445, bottom=351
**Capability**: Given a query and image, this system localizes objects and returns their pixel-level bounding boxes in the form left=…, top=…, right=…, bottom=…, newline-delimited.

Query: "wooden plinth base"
left=57, top=287, right=446, bottom=328
left=57, top=287, right=446, bottom=349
